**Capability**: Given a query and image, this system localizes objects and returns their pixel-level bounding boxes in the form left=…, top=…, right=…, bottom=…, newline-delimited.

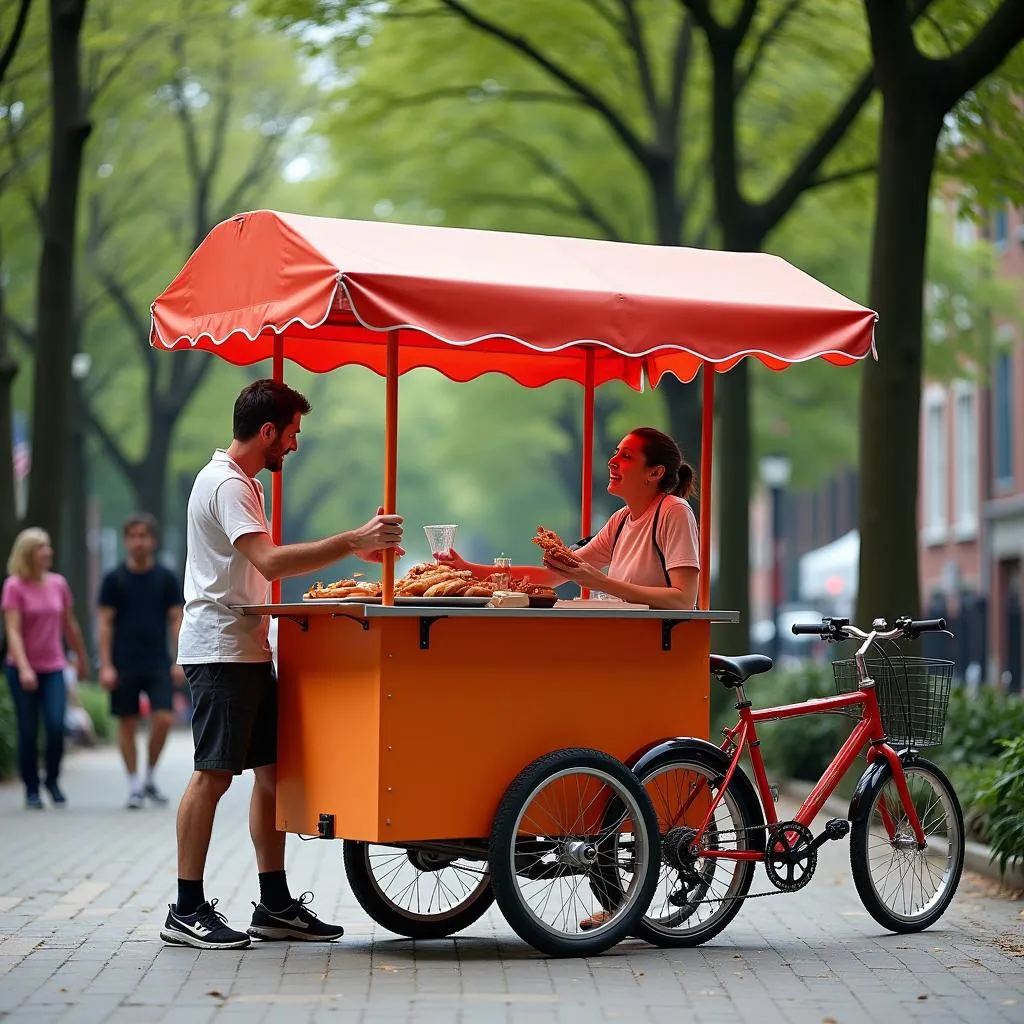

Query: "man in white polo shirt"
left=161, top=379, right=404, bottom=951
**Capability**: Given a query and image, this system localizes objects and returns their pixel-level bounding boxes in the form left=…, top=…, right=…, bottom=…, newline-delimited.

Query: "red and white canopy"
left=150, top=210, right=876, bottom=387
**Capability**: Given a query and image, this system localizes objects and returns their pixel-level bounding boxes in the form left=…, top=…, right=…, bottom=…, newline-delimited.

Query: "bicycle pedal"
left=809, top=818, right=851, bottom=850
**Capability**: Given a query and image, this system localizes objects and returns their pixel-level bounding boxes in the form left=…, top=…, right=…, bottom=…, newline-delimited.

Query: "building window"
left=994, top=351, right=1014, bottom=487
left=923, top=389, right=948, bottom=543
left=953, top=382, right=978, bottom=538
left=993, top=207, right=1009, bottom=249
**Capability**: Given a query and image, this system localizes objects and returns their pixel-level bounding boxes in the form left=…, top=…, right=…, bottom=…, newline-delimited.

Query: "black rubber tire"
left=850, top=756, right=965, bottom=933
left=488, top=747, right=661, bottom=957
left=343, top=840, right=494, bottom=939
left=629, top=744, right=763, bottom=948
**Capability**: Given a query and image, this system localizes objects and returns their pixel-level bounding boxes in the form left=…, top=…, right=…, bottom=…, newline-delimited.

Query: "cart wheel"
left=488, top=747, right=661, bottom=957
left=343, top=841, right=494, bottom=940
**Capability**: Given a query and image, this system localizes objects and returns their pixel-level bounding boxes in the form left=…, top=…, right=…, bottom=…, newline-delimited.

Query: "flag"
left=12, top=412, right=29, bottom=481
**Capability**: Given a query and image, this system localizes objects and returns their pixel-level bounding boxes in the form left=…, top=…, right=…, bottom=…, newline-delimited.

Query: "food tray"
left=302, top=595, right=492, bottom=607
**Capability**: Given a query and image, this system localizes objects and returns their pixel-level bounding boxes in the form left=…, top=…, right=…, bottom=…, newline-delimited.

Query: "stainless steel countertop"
left=235, top=602, right=739, bottom=622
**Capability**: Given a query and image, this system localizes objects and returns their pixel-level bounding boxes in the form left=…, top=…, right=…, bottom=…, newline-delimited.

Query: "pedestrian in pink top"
left=2, top=528, right=91, bottom=809
left=441, top=426, right=700, bottom=610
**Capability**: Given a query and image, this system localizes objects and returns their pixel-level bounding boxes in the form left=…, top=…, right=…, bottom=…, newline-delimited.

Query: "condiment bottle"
left=493, top=554, right=512, bottom=592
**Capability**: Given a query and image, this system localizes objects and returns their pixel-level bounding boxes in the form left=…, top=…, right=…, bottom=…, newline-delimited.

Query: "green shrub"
left=932, top=687, right=1024, bottom=771
left=0, top=682, right=14, bottom=780
left=76, top=682, right=114, bottom=742
left=972, top=736, right=1024, bottom=876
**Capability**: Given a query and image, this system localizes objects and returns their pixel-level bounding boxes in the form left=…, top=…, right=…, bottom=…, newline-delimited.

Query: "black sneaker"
left=143, top=782, right=169, bottom=805
left=247, top=891, right=344, bottom=942
left=160, top=899, right=251, bottom=950
left=25, top=792, right=44, bottom=810
left=45, top=782, right=67, bottom=806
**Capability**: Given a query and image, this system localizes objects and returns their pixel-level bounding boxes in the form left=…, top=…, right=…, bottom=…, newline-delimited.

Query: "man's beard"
left=265, top=448, right=284, bottom=473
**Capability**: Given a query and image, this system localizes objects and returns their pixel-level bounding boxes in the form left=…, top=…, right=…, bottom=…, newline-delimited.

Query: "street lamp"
left=759, top=454, right=792, bottom=665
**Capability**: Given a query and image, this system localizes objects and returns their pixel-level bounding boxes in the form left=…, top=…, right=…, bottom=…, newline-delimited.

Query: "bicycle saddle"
left=709, top=654, right=774, bottom=687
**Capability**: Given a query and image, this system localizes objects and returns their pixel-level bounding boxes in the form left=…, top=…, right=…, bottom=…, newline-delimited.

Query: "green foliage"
left=0, top=681, right=14, bottom=780
left=932, top=687, right=1024, bottom=771
left=76, top=682, right=113, bottom=743
left=972, top=736, right=1024, bottom=876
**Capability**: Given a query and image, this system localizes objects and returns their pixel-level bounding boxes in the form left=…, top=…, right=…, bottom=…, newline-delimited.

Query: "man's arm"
left=97, top=606, right=118, bottom=689
left=166, top=605, right=185, bottom=685
left=234, top=512, right=404, bottom=582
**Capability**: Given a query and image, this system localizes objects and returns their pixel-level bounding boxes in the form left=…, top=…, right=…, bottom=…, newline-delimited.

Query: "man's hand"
left=18, top=666, right=38, bottom=691
left=171, top=664, right=186, bottom=687
left=352, top=507, right=404, bottom=560
left=98, top=665, right=118, bottom=691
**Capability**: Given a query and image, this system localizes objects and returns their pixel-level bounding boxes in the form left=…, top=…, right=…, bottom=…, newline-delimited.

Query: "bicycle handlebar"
left=790, top=616, right=949, bottom=641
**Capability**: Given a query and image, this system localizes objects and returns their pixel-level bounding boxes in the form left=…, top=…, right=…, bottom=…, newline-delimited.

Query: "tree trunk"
left=134, top=413, right=173, bottom=521
left=856, top=97, right=943, bottom=628
left=0, top=272, right=18, bottom=561
left=25, top=0, right=90, bottom=543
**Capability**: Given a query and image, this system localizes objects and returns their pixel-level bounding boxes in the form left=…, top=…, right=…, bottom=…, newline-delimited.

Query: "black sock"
left=258, top=870, right=292, bottom=911
left=176, top=879, right=205, bottom=917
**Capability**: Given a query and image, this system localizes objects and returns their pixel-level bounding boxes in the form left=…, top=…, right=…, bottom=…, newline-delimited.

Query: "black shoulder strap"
left=608, top=508, right=630, bottom=560
left=651, top=495, right=671, bottom=586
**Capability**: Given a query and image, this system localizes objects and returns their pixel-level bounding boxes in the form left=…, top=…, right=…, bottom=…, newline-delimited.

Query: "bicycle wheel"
left=488, top=747, right=661, bottom=957
left=343, top=841, right=493, bottom=939
left=850, top=756, right=964, bottom=933
left=628, top=742, right=764, bottom=948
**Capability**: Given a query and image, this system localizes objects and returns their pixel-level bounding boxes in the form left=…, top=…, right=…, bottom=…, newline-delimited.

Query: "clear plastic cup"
left=424, top=524, right=458, bottom=557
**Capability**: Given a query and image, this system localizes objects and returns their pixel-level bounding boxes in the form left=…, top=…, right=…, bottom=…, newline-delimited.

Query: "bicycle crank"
left=764, top=821, right=816, bottom=892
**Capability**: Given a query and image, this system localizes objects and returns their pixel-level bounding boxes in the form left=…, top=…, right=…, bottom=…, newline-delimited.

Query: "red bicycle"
left=618, top=615, right=965, bottom=947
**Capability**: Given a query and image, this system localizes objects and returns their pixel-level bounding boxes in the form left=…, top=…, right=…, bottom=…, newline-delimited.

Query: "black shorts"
left=110, top=669, right=174, bottom=717
left=183, top=662, right=277, bottom=774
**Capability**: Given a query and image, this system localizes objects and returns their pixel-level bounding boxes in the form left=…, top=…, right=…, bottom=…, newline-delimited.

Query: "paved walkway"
left=0, top=732, right=1021, bottom=1024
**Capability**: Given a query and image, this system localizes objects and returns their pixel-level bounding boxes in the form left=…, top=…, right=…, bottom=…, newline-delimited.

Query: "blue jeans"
left=5, top=665, right=66, bottom=796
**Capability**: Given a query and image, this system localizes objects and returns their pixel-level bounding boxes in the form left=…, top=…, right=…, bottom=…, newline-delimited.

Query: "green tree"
left=855, top=0, right=1024, bottom=629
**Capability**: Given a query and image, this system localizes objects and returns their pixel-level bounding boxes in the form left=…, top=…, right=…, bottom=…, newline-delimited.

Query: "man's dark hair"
left=233, top=379, right=311, bottom=441
left=123, top=512, right=160, bottom=540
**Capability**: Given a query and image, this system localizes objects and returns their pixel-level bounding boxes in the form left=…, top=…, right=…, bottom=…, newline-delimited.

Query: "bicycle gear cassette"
left=764, top=821, right=816, bottom=892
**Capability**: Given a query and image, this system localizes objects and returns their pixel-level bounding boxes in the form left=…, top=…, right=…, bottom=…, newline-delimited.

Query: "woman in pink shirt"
left=2, top=528, right=90, bottom=809
left=442, top=427, right=700, bottom=610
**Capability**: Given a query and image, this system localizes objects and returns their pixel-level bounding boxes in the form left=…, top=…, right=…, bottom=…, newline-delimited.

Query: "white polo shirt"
left=177, top=450, right=272, bottom=664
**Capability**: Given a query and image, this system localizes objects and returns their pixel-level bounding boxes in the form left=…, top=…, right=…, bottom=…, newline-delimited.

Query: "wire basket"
left=831, top=656, right=955, bottom=748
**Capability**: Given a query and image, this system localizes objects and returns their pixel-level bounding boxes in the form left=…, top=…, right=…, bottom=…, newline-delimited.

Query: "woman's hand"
left=435, top=548, right=476, bottom=574
left=542, top=554, right=605, bottom=590
left=18, top=666, right=38, bottom=691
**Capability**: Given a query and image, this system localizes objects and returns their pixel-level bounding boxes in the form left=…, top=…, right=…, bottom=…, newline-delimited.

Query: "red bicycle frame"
left=689, top=683, right=927, bottom=860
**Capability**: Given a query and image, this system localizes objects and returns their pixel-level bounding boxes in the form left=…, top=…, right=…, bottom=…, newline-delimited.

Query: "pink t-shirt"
left=2, top=573, right=71, bottom=673
left=577, top=495, right=700, bottom=598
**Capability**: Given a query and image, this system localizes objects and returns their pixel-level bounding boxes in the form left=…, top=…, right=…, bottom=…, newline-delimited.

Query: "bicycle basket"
left=831, top=656, right=954, bottom=748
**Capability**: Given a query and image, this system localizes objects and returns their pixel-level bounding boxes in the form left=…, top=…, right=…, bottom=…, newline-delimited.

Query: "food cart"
left=151, top=211, right=876, bottom=956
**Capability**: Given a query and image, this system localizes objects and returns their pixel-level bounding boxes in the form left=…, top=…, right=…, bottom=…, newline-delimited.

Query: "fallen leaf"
left=206, top=991, right=225, bottom=1000
left=377, top=965, right=400, bottom=973
left=917, top=995, right=928, bottom=1001
left=824, top=1017, right=838, bottom=1024
left=1003, top=1000, right=1018, bottom=1006
left=633, top=971, right=645, bottom=977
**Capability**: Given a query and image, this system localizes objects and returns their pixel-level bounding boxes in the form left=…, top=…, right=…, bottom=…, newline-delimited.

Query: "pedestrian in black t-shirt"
left=97, top=513, right=185, bottom=809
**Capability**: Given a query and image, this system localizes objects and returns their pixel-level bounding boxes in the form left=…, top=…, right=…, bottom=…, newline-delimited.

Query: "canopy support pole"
left=580, top=348, right=595, bottom=598
left=271, top=336, right=284, bottom=604
left=698, top=363, right=714, bottom=611
left=382, top=330, right=400, bottom=605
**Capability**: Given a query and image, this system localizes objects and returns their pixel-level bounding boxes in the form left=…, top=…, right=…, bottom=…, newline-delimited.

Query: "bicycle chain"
left=666, top=822, right=818, bottom=906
